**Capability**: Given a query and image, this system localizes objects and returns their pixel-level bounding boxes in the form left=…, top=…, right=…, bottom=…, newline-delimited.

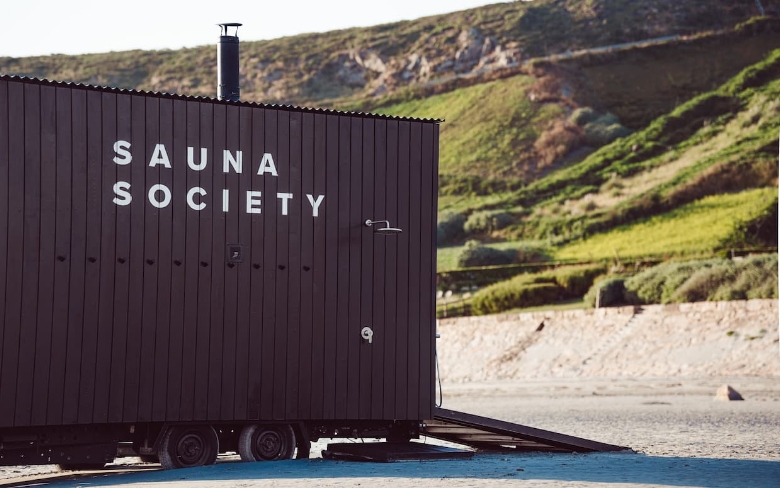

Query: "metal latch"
left=361, top=326, right=374, bottom=344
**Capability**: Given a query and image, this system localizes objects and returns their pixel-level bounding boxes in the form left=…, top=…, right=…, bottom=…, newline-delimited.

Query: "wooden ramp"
left=423, top=407, right=630, bottom=453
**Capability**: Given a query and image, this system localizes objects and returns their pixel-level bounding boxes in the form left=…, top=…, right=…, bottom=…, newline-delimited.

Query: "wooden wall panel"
left=346, top=117, right=362, bottom=420
left=137, top=97, right=160, bottom=422
left=150, top=98, right=173, bottom=422
left=179, top=99, right=203, bottom=421
left=335, top=116, right=351, bottom=419
left=109, top=93, right=132, bottom=423
left=406, top=122, right=423, bottom=420
left=15, top=83, right=41, bottom=427
left=193, top=102, right=213, bottom=421
left=246, top=107, right=265, bottom=420
left=309, top=113, right=328, bottom=420
left=62, top=88, right=88, bottom=425
left=322, top=114, right=339, bottom=420
left=30, top=85, right=56, bottom=427
left=234, top=105, right=254, bottom=421
left=285, top=111, right=303, bottom=419
left=382, top=120, right=399, bottom=420
left=0, top=81, right=9, bottom=426
left=394, top=121, right=411, bottom=420
left=370, top=119, right=387, bottom=419
left=47, top=86, right=73, bottom=425
left=219, top=104, right=239, bottom=421
left=0, top=82, right=24, bottom=427
left=297, top=112, right=316, bottom=419
left=359, top=118, right=374, bottom=420
left=165, top=98, right=188, bottom=422
left=419, top=123, right=437, bottom=419
left=0, top=79, right=440, bottom=427
left=206, top=104, right=226, bottom=420
left=273, top=111, right=290, bottom=421
left=93, top=91, right=117, bottom=424
left=259, top=109, right=278, bottom=420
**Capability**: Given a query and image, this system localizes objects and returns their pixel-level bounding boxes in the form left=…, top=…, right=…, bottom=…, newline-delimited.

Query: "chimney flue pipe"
left=217, top=23, right=242, bottom=102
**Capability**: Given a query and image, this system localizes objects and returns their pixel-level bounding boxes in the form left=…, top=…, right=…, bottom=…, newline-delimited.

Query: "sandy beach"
left=2, top=299, right=778, bottom=487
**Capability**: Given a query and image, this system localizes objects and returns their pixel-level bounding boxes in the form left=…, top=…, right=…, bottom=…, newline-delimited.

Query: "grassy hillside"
left=555, top=188, right=776, bottom=260
left=430, top=47, right=779, bottom=271
left=0, top=0, right=769, bottom=106
left=374, top=74, right=560, bottom=180
left=503, top=48, right=780, bottom=243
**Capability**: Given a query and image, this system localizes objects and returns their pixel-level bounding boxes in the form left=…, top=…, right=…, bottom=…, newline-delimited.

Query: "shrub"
left=583, top=121, right=631, bottom=146
left=669, top=262, right=736, bottom=303
left=584, top=277, right=631, bottom=307
left=514, top=244, right=551, bottom=264
left=456, top=240, right=517, bottom=268
left=569, top=107, right=600, bottom=126
left=437, top=211, right=466, bottom=245
left=464, top=210, right=514, bottom=235
left=472, top=281, right=560, bottom=315
left=719, top=196, right=778, bottom=249
left=533, top=120, right=584, bottom=166
left=569, top=109, right=631, bottom=147
left=624, top=255, right=778, bottom=304
left=548, top=264, right=607, bottom=298
left=712, top=254, right=778, bottom=301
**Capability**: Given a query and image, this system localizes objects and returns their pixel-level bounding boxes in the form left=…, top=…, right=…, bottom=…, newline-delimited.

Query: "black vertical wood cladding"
left=94, top=92, right=117, bottom=424
left=309, top=113, right=327, bottom=420
left=381, top=120, right=399, bottom=420
left=246, top=107, right=265, bottom=420
left=0, top=81, right=9, bottom=427
left=17, top=83, right=41, bottom=427
left=0, top=79, right=438, bottom=427
left=358, top=118, right=374, bottom=420
left=1, top=82, right=24, bottom=427
left=31, top=86, right=56, bottom=427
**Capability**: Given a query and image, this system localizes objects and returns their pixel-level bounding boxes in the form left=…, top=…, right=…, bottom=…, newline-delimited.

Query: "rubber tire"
left=158, top=425, right=219, bottom=470
left=238, top=424, right=296, bottom=461
left=58, top=463, right=106, bottom=471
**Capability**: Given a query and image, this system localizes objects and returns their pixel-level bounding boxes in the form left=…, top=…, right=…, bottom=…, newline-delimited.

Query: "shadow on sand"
left=8, top=452, right=780, bottom=488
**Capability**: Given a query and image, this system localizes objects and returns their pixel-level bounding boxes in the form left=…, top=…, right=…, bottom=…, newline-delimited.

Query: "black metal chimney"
left=217, top=23, right=242, bottom=102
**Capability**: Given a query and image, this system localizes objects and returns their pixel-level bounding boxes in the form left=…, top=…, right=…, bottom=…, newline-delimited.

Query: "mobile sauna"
left=0, top=25, right=623, bottom=470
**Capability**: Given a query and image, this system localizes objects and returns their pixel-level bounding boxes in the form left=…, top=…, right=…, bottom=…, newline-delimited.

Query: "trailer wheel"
left=238, top=424, right=296, bottom=461
left=158, top=425, right=219, bottom=469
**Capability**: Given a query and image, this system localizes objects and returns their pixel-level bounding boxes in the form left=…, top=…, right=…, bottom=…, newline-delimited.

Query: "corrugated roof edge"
left=0, top=74, right=444, bottom=123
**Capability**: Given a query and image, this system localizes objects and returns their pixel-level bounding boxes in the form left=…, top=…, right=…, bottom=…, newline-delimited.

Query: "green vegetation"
left=464, top=210, right=514, bottom=235
left=470, top=263, right=605, bottom=315
left=625, top=254, right=778, bottom=304
left=584, top=277, right=631, bottom=308
left=438, top=240, right=549, bottom=271
left=554, top=188, right=776, bottom=261
left=437, top=211, right=466, bottom=246
left=376, top=76, right=552, bottom=179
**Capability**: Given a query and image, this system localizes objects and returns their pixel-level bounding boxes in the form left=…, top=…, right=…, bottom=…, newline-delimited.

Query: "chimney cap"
left=218, top=23, right=243, bottom=36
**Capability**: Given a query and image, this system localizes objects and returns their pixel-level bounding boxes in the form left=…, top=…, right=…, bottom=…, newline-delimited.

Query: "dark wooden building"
left=0, top=75, right=439, bottom=430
